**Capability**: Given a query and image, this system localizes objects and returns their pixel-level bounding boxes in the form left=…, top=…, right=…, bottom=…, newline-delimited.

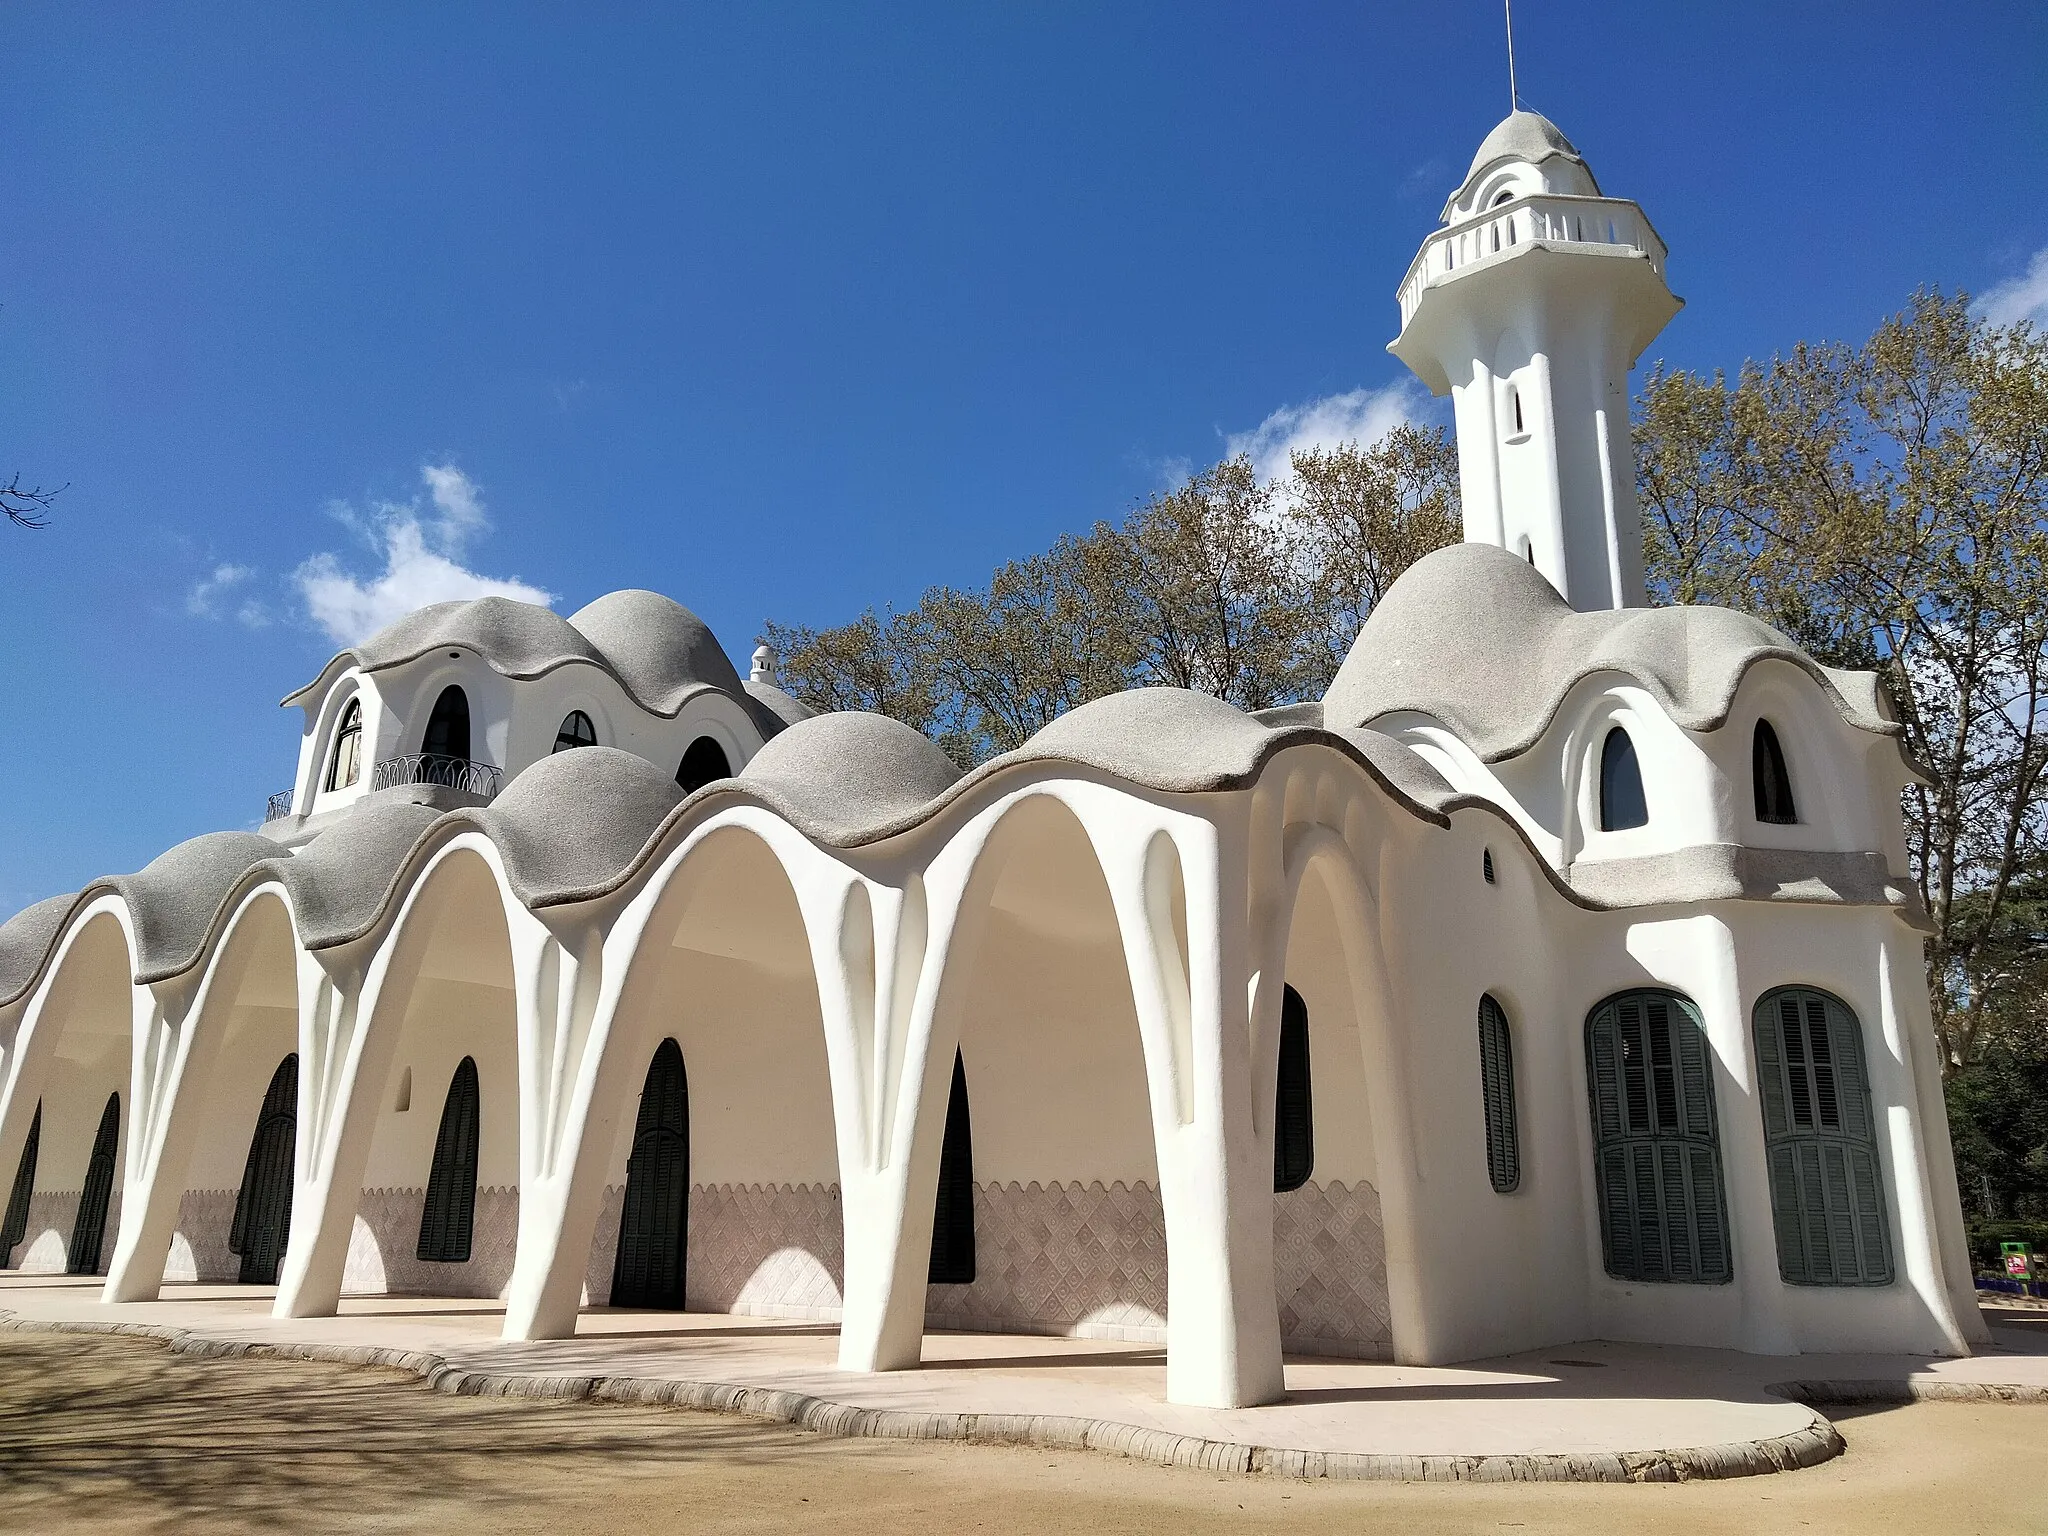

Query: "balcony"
left=264, top=789, right=294, bottom=824
left=370, top=754, right=503, bottom=800
left=1396, top=193, right=1669, bottom=328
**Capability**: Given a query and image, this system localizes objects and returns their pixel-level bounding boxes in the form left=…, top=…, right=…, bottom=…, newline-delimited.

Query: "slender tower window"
left=67, top=1093, right=121, bottom=1277
left=325, top=699, right=363, bottom=791
left=676, top=736, right=732, bottom=793
left=928, top=1050, right=976, bottom=1284
left=1754, top=988, right=1892, bottom=1285
left=1753, top=721, right=1798, bottom=825
left=1273, top=985, right=1315, bottom=1193
left=1598, top=726, right=1649, bottom=831
left=417, top=1058, right=480, bottom=1264
left=1478, top=995, right=1521, bottom=1193
left=1585, top=991, right=1731, bottom=1284
left=1, top=1102, right=41, bottom=1267
left=553, top=710, right=598, bottom=753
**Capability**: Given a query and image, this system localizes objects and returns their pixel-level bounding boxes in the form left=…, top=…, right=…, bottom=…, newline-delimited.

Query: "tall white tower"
left=1389, top=111, right=1680, bottom=610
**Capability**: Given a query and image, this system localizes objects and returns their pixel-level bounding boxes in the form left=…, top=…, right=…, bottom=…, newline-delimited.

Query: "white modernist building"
left=0, top=112, right=1986, bottom=1409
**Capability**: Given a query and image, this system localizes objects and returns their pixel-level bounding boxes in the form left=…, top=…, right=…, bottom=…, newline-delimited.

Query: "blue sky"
left=4, top=1, right=2044, bottom=910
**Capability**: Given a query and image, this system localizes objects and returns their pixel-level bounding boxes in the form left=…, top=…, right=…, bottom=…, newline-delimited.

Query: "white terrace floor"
left=5, top=1275, right=2046, bottom=1477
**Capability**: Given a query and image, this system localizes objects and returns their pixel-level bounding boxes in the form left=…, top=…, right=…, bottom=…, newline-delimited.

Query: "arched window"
left=1755, top=988, right=1892, bottom=1285
left=1598, top=726, right=1648, bottom=831
left=421, top=685, right=471, bottom=763
left=1273, top=984, right=1314, bottom=1193
left=676, top=735, right=732, bottom=793
left=1478, top=995, right=1520, bottom=1194
left=326, top=698, right=364, bottom=791
left=928, top=1049, right=976, bottom=1284
left=68, top=1093, right=121, bottom=1277
left=1492, top=188, right=1515, bottom=207
left=1753, top=720, right=1798, bottom=825
left=1585, top=991, right=1730, bottom=1283
left=553, top=710, right=598, bottom=753
left=229, top=1055, right=297, bottom=1286
left=612, top=1039, right=690, bottom=1308
left=1, top=1101, right=41, bottom=1267
left=417, top=1058, right=479, bottom=1264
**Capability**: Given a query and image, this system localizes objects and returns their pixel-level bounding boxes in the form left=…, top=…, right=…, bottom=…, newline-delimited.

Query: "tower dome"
left=1389, top=111, right=1681, bottom=612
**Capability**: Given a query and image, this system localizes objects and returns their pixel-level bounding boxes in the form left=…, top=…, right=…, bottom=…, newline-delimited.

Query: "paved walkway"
left=4, top=1275, right=2045, bottom=1481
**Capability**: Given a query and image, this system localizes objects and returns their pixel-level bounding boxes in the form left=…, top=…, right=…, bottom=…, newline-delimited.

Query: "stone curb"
left=0, top=1311, right=1856, bottom=1483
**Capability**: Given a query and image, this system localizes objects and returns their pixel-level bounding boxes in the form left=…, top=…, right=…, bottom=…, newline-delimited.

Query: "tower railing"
left=1396, top=194, right=1669, bottom=327
left=369, top=753, right=504, bottom=800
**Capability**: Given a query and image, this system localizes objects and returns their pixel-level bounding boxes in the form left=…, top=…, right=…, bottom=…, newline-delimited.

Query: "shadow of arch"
left=581, top=821, right=843, bottom=1323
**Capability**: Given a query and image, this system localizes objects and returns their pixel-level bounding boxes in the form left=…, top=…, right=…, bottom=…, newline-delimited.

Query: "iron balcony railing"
left=369, top=753, right=504, bottom=800
left=265, top=789, right=294, bottom=823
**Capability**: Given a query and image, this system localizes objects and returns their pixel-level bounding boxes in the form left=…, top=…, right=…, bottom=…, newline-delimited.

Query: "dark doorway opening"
left=229, top=1055, right=298, bottom=1285
left=611, top=1038, right=690, bottom=1309
left=928, top=1049, right=975, bottom=1284
left=675, top=736, right=732, bottom=793
left=422, top=685, right=472, bottom=763
left=67, top=1093, right=120, bottom=1276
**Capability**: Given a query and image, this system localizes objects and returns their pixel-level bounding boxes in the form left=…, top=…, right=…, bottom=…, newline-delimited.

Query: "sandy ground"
left=0, top=1330, right=2045, bottom=1535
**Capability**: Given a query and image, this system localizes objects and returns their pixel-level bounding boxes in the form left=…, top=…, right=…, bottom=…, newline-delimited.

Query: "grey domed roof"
left=284, top=589, right=745, bottom=720
left=470, top=746, right=685, bottom=907
left=1445, top=109, right=1598, bottom=215
left=0, top=893, right=87, bottom=1008
left=1322, top=541, right=1896, bottom=760
left=737, top=711, right=965, bottom=845
left=568, top=590, right=744, bottom=712
left=277, top=800, right=443, bottom=951
left=104, top=831, right=284, bottom=985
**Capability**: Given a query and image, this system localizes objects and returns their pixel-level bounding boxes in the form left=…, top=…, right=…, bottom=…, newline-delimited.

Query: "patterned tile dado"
left=1274, top=1179, right=1392, bottom=1358
left=9, top=1189, right=123, bottom=1276
left=165, top=1189, right=239, bottom=1283
left=342, top=1188, right=520, bottom=1300
left=685, top=1183, right=843, bottom=1318
left=926, top=1180, right=1168, bottom=1340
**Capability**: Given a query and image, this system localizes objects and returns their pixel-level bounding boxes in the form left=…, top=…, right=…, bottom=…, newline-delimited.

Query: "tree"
left=1636, top=293, right=2048, bottom=1071
left=2, top=473, right=61, bottom=529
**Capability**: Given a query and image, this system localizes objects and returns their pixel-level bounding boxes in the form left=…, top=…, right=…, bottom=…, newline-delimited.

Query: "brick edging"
left=0, top=1311, right=1850, bottom=1482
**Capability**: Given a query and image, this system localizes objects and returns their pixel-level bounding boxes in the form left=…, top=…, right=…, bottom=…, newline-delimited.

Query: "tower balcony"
left=1395, top=193, right=1670, bottom=330
left=370, top=753, right=504, bottom=800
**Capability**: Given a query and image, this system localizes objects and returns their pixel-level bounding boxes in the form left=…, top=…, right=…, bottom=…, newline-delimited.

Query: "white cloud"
left=186, top=563, right=268, bottom=626
left=293, top=464, right=553, bottom=646
left=1978, top=246, right=2048, bottom=329
left=1226, top=381, right=1432, bottom=486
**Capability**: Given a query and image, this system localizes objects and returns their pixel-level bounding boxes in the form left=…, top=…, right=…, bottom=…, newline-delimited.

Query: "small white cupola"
left=1390, top=110, right=1681, bottom=613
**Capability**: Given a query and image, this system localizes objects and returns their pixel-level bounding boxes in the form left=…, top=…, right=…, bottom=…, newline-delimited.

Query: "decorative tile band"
left=343, top=1188, right=522, bottom=1299
left=8, top=1190, right=123, bottom=1276
left=585, top=1182, right=845, bottom=1316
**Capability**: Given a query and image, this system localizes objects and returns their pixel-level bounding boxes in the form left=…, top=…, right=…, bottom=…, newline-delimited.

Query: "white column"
left=102, top=975, right=209, bottom=1303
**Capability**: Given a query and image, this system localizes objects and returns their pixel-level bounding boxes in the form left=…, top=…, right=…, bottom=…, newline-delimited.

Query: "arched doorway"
left=610, top=1039, right=690, bottom=1309
left=229, top=1056, right=297, bottom=1285
left=422, top=686, right=471, bottom=763
left=68, top=1093, right=121, bottom=1276
left=0, top=1103, right=41, bottom=1267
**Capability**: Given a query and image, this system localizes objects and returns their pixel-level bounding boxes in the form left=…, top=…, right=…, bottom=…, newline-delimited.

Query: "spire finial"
left=1504, top=0, right=1520, bottom=113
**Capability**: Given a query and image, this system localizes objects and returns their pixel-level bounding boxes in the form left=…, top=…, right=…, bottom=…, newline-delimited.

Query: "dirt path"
left=0, top=1330, right=2043, bottom=1534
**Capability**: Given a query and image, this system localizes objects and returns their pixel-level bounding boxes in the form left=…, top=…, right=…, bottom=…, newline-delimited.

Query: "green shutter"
left=1585, top=991, right=1731, bottom=1284
left=417, top=1058, right=480, bottom=1264
left=1478, top=996, right=1520, bottom=1194
left=1752, top=987, right=1892, bottom=1286
left=1272, top=986, right=1315, bottom=1194
left=67, top=1093, right=121, bottom=1277
left=0, top=1102, right=41, bottom=1266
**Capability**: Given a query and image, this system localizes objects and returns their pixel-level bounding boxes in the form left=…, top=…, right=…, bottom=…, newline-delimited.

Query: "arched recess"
left=69, top=1093, right=122, bottom=1275
left=582, top=824, right=840, bottom=1317
left=610, top=1038, right=690, bottom=1308
left=422, top=685, right=471, bottom=763
left=920, top=792, right=1166, bottom=1341
left=0, top=908, right=134, bottom=1276
left=229, top=1054, right=298, bottom=1284
left=341, top=845, right=522, bottom=1300
left=148, top=891, right=303, bottom=1288
left=675, top=735, right=732, bottom=793
left=1267, top=844, right=1402, bottom=1360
